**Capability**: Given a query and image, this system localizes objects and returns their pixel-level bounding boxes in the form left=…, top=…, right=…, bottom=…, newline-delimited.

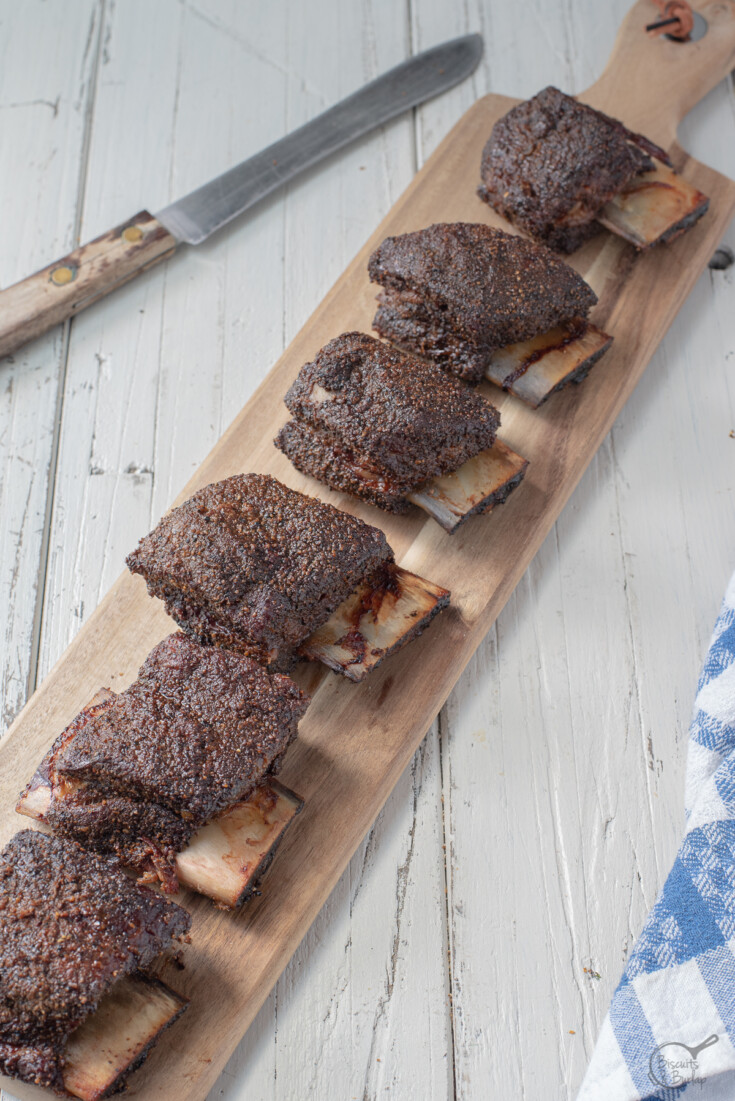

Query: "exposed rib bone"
left=18, top=773, right=303, bottom=910
left=175, top=781, right=303, bottom=908
left=16, top=778, right=51, bottom=819
left=15, top=694, right=115, bottom=823
left=598, top=159, right=709, bottom=248
left=485, top=323, right=613, bottom=408
left=62, top=973, right=187, bottom=1101
left=408, top=440, right=528, bottom=534
left=299, top=564, right=450, bottom=681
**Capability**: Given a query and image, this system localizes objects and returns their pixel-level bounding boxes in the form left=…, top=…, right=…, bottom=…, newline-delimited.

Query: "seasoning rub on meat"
left=126, top=473, right=449, bottom=681
left=369, top=222, right=612, bottom=406
left=0, top=830, right=189, bottom=1100
left=276, top=331, right=528, bottom=533
left=478, top=86, right=708, bottom=253
left=17, top=633, right=308, bottom=908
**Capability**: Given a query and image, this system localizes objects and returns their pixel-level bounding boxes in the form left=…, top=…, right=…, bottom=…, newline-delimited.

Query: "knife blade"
left=0, top=35, right=482, bottom=360
left=156, top=34, right=483, bottom=245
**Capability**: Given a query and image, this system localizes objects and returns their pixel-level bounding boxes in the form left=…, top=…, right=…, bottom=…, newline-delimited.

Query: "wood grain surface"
left=1, top=2, right=735, bottom=1099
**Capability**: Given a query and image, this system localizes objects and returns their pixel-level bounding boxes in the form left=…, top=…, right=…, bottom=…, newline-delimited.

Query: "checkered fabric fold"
left=579, top=573, right=735, bottom=1100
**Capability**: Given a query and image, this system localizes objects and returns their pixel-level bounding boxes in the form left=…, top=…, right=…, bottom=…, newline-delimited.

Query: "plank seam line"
left=407, top=2, right=458, bottom=1094
left=406, top=2, right=460, bottom=1094
left=26, top=0, right=107, bottom=696
left=148, top=0, right=187, bottom=523
left=608, top=425, right=662, bottom=889
left=437, top=708, right=459, bottom=1101
left=407, top=0, right=420, bottom=178
left=551, top=519, right=594, bottom=1081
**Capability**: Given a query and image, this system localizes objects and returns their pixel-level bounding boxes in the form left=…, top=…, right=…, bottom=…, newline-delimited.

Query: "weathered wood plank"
left=409, top=1, right=735, bottom=1098
left=1, top=4, right=735, bottom=1101
left=0, top=0, right=102, bottom=734
left=1, top=68, right=733, bottom=1101
left=0, top=7, right=112, bottom=1101
left=21, top=3, right=452, bottom=1100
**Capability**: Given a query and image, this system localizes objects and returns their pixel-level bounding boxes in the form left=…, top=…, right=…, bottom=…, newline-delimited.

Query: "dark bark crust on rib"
left=275, top=331, right=500, bottom=509
left=26, top=633, right=308, bottom=893
left=368, top=222, right=597, bottom=381
left=276, top=418, right=412, bottom=513
left=478, top=86, right=664, bottom=252
left=126, top=473, right=393, bottom=670
left=0, top=830, right=189, bottom=1093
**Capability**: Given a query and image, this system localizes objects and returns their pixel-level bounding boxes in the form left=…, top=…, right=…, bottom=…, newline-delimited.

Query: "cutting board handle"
left=582, top=0, right=735, bottom=147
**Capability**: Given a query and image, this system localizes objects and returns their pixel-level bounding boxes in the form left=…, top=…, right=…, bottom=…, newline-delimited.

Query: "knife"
left=0, top=34, right=482, bottom=360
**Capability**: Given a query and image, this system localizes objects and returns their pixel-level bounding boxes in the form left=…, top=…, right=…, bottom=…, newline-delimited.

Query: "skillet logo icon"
left=648, top=1034, right=719, bottom=1088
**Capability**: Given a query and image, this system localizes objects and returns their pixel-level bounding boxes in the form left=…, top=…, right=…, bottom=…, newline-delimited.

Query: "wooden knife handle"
left=0, top=211, right=177, bottom=359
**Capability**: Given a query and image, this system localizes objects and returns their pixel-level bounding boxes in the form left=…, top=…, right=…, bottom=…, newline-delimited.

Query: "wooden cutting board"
left=3, top=2, right=735, bottom=1098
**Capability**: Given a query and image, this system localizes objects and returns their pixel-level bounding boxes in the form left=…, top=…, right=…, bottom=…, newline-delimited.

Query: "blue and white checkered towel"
left=579, top=572, right=735, bottom=1100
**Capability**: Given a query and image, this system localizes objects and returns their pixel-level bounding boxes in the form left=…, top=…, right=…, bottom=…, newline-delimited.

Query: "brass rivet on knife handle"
left=121, top=223, right=144, bottom=244
left=49, top=264, right=77, bottom=286
left=0, top=210, right=177, bottom=360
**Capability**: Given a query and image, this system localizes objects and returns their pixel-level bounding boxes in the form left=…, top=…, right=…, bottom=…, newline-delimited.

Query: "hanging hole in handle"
left=666, top=11, right=708, bottom=40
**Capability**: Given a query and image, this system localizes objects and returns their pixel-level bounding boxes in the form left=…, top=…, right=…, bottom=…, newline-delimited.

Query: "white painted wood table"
left=1, top=2, right=734, bottom=1098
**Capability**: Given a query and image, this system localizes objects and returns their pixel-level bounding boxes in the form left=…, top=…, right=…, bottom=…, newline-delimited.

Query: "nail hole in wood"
left=709, top=246, right=734, bottom=270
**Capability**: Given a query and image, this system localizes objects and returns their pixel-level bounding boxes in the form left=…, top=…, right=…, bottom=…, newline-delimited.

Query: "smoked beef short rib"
left=0, top=830, right=189, bottom=1096
left=21, top=633, right=308, bottom=894
left=478, top=86, right=708, bottom=253
left=368, top=222, right=598, bottom=383
left=275, top=331, right=501, bottom=512
left=126, top=473, right=393, bottom=671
